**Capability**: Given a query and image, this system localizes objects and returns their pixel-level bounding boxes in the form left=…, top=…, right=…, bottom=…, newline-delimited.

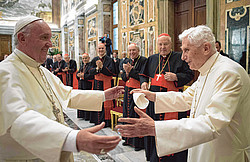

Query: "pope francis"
left=0, top=16, right=123, bottom=161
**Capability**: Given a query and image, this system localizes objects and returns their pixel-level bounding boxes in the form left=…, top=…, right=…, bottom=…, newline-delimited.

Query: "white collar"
left=198, top=52, right=219, bottom=76
left=14, top=49, right=41, bottom=68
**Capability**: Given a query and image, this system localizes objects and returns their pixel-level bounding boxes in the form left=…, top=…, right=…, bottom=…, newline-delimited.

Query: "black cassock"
left=65, top=59, right=77, bottom=87
left=121, top=55, right=147, bottom=150
left=76, top=62, right=94, bottom=119
left=105, top=38, right=112, bottom=57
left=41, top=58, right=53, bottom=71
left=89, top=55, right=115, bottom=127
left=140, top=52, right=194, bottom=162
left=52, top=60, right=67, bottom=83
left=113, top=57, right=120, bottom=85
left=119, top=57, right=129, bottom=72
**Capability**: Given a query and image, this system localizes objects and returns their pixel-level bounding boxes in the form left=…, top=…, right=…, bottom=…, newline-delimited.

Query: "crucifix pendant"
left=156, top=74, right=162, bottom=81
left=52, top=104, right=61, bottom=122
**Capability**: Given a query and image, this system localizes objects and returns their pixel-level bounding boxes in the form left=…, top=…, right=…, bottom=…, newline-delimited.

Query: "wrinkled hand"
left=62, top=67, right=69, bottom=72
left=164, top=72, right=178, bottom=81
left=130, top=89, right=156, bottom=102
left=123, top=62, right=133, bottom=74
left=141, top=82, right=149, bottom=90
left=80, top=73, right=84, bottom=79
left=76, top=122, right=121, bottom=154
left=116, top=107, right=155, bottom=137
left=104, top=86, right=124, bottom=101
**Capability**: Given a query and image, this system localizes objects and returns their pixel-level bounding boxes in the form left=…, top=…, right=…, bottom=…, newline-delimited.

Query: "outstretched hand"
left=76, top=122, right=121, bottom=154
left=104, top=86, right=124, bottom=101
left=116, top=107, right=155, bottom=137
left=130, top=89, right=156, bottom=102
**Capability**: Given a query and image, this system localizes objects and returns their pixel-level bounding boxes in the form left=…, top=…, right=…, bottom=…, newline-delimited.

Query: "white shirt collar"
left=198, top=52, right=219, bottom=76
left=14, top=49, right=41, bottom=68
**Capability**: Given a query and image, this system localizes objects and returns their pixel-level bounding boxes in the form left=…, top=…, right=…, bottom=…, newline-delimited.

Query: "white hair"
left=128, top=43, right=140, bottom=51
left=157, top=35, right=172, bottom=43
left=179, top=25, right=216, bottom=50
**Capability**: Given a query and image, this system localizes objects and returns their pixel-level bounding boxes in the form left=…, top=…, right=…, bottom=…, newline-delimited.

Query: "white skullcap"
left=14, top=16, right=42, bottom=36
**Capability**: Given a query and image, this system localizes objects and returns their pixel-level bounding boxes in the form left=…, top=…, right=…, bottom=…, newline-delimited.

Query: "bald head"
left=97, top=43, right=106, bottom=57
left=82, top=53, right=90, bottom=64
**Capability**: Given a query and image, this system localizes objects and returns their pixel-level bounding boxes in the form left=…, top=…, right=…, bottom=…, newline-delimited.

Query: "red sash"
left=151, top=74, right=178, bottom=91
left=57, top=72, right=67, bottom=85
left=125, top=78, right=141, bottom=89
left=151, top=74, right=178, bottom=120
left=95, top=73, right=113, bottom=120
left=125, top=78, right=146, bottom=113
left=72, top=71, right=78, bottom=89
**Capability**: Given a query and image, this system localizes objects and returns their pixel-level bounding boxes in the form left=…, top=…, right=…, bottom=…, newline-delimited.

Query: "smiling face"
left=128, top=44, right=139, bottom=59
left=181, top=37, right=207, bottom=70
left=97, top=43, right=106, bottom=57
left=64, top=55, right=70, bottom=63
left=157, top=36, right=172, bottom=57
left=56, top=54, right=62, bottom=62
left=122, top=52, right=127, bottom=58
left=82, top=54, right=90, bottom=64
left=17, top=20, right=52, bottom=63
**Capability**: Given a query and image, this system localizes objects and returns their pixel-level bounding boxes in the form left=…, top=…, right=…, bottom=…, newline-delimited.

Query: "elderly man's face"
left=53, top=55, right=57, bottom=62
left=23, top=20, right=52, bottom=63
left=64, top=56, right=70, bottom=63
left=181, top=37, right=205, bottom=70
left=57, top=55, right=62, bottom=62
left=128, top=45, right=139, bottom=59
left=82, top=54, right=90, bottom=64
left=122, top=52, right=127, bottom=58
left=158, top=36, right=172, bottom=56
left=97, top=44, right=106, bottom=57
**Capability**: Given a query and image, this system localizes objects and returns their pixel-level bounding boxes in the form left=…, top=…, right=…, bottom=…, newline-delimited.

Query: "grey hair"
left=128, top=43, right=140, bottom=51
left=179, top=25, right=216, bottom=51
left=157, top=35, right=172, bottom=43
left=14, top=23, right=33, bottom=46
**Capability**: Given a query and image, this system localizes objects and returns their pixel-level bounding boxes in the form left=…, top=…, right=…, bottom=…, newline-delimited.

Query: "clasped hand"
left=96, top=60, right=103, bottom=69
left=123, top=62, right=133, bottom=74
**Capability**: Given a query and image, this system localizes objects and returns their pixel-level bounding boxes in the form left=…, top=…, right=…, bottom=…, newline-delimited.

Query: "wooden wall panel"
left=0, top=35, right=12, bottom=61
left=194, top=7, right=206, bottom=26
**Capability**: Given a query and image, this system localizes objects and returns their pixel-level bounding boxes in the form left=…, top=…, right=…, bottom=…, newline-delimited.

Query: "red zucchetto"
left=158, top=33, right=170, bottom=38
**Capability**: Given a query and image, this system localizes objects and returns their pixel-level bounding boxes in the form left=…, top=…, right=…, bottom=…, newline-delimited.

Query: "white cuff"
left=62, top=130, right=80, bottom=152
left=103, top=91, right=106, bottom=101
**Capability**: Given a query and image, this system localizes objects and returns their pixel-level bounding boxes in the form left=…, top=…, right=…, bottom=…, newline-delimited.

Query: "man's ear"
left=17, top=33, right=26, bottom=45
left=203, top=42, right=211, bottom=56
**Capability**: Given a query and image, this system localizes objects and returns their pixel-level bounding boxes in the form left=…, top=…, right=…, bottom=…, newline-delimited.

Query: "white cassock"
left=151, top=53, right=250, bottom=162
left=0, top=49, right=104, bottom=161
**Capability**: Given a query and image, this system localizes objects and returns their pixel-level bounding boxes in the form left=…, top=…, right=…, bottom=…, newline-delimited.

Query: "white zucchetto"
left=14, top=16, right=42, bottom=36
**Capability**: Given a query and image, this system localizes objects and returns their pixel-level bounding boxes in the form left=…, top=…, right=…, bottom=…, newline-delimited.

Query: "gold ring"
left=100, top=149, right=106, bottom=154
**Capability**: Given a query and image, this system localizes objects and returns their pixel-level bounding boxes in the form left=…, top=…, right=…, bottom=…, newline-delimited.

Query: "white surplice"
left=153, top=53, right=250, bottom=162
left=0, top=49, right=104, bottom=161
